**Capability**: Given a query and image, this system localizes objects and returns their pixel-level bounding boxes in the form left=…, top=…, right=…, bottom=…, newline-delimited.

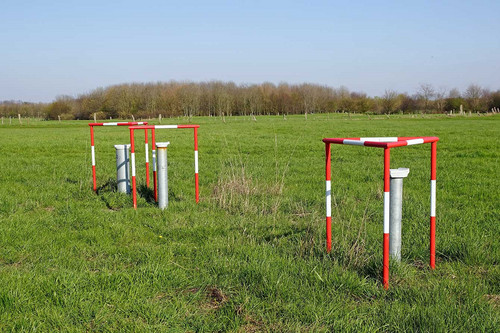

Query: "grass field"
left=0, top=113, right=499, bottom=332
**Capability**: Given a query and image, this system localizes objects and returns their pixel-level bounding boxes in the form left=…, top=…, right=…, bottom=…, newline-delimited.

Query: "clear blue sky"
left=1, top=0, right=499, bottom=102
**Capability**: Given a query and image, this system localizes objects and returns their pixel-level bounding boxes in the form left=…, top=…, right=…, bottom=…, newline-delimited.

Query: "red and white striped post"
left=90, top=125, right=96, bottom=191
left=129, top=124, right=200, bottom=209
left=430, top=141, right=437, bottom=269
left=194, top=126, right=199, bottom=203
left=383, top=148, right=391, bottom=289
left=325, top=142, right=332, bottom=253
left=130, top=127, right=137, bottom=209
left=152, top=129, right=157, bottom=202
left=144, top=128, right=150, bottom=188
left=322, top=136, right=439, bottom=289
left=88, top=121, right=147, bottom=192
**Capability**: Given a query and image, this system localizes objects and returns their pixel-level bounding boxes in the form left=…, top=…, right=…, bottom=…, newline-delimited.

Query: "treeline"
left=2, top=81, right=500, bottom=120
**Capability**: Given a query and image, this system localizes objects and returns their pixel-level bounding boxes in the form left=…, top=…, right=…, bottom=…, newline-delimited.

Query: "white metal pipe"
left=114, top=144, right=131, bottom=194
left=156, top=142, right=170, bottom=209
left=389, top=168, right=410, bottom=261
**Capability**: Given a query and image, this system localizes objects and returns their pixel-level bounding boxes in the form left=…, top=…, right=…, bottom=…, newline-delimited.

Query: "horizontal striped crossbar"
left=89, top=122, right=147, bottom=126
left=128, top=124, right=200, bottom=130
left=322, top=136, right=439, bottom=148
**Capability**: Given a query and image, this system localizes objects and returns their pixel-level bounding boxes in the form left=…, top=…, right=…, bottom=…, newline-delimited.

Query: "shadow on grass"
left=95, top=179, right=116, bottom=195
left=438, top=243, right=470, bottom=262
left=138, top=184, right=155, bottom=203
left=136, top=185, right=183, bottom=205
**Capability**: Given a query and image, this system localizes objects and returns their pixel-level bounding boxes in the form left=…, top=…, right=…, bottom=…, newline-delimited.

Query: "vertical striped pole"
left=383, top=148, right=391, bottom=289
left=194, top=127, right=199, bottom=203
left=90, top=125, right=97, bottom=191
left=325, top=142, right=332, bottom=253
left=430, top=142, right=437, bottom=269
left=145, top=128, right=150, bottom=187
left=152, top=129, right=157, bottom=202
left=130, top=128, right=137, bottom=209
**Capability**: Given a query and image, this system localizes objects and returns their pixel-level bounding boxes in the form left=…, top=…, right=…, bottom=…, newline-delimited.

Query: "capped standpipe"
left=156, top=142, right=170, bottom=209
left=389, top=167, right=410, bottom=261
left=114, top=144, right=131, bottom=194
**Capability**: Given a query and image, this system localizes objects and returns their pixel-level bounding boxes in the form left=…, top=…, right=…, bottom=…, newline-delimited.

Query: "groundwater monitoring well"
left=128, top=124, right=200, bottom=209
left=88, top=121, right=148, bottom=192
left=389, top=167, right=410, bottom=261
left=114, top=144, right=131, bottom=194
left=156, top=142, right=170, bottom=210
left=322, top=136, right=438, bottom=289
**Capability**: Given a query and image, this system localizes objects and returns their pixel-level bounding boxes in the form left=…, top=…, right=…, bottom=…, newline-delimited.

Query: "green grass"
left=0, top=113, right=499, bottom=332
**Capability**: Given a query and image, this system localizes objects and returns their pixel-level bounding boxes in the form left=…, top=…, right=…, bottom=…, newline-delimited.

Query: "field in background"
left=0, top=114, right=498, bottom=331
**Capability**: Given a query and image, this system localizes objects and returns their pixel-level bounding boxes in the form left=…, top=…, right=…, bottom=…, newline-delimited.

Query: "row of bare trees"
left=1, top=81, right=499, bottom=120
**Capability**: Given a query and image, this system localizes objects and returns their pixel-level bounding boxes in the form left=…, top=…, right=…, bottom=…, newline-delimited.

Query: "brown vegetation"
left=1, top=81, right=499, bottom=120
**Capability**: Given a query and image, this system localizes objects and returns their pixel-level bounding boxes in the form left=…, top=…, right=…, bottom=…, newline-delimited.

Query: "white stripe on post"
left=343, top=139, right=365, bottom=146
left=152, top=150, right=157, bottom=171
left=361, top=137, right=398, bottom=142
left=326, top=180, right=332, bottom=217
left=194, top=150, right=199, bottom=173
left=384, top=192, right=390, bottom=233
left=155, top=125, right=178, bottom=129
left=406, top=138, right=425, bottom=145
left=91, top=146, right=96, bottom=166
left=430, top=180, right=436, bottom=217
left=102, top=123, right=119, bottom=126
left=145, top=143, right=149, bottom=162
left=131, top=152, right=136, bottom=176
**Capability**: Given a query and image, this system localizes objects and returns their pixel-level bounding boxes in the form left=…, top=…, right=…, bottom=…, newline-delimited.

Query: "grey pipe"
left=114, top=144, right=131, bottom=194
left=156, top=142, right=170, bottom=209
left=389, top=168, right=410, bottom=261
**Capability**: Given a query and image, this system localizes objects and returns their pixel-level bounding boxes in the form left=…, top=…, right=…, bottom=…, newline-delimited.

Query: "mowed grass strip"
left=0, top=114, right=499, bottom=331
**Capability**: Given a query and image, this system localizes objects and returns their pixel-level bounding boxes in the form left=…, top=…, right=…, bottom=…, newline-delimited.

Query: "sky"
left=1, top=0, right=499, bottom=102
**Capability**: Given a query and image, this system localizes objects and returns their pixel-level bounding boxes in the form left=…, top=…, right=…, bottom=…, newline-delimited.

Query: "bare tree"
left=464, top=84, right=483, bottom=112
left=417, top=83, right=435, bottom=113
left=434, top=87, right=447, bottom=113
left=381, top=90, right=399, bottom=114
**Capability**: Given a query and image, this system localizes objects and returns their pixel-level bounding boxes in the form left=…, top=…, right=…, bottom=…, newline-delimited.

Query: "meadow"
left=0, top=113, right=498, bottom=332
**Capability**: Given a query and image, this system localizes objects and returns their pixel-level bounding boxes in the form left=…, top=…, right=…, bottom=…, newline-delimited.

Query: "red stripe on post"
left=90, top=126, right=95, bottom=145
left=384, top=148, right=390, bottom=192
left=430, top=216, right=436, bottom=269
left=92, top=165, right=97, bottom=191
left=431, top=142, right=437, bottom=180
left=194, top=127, right=198, bottom=150
left=132, top=176, right=137, bottom=209
left=130, top=128, right=135, bottom=153
left=195, top=173, right=199, bottom=203
left=383, top=233, right=389, bottom=289
left=153, top=171, right=158, bottom=202
left=326, top=216, right=332, bottom=253
left=325, top=143, right=331, bottom=181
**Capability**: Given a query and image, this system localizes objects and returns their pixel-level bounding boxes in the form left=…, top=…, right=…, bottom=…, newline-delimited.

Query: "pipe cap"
left=114, top=144, right=131, bottom=150
left=390, top=168, right=410, bottom=178
left=156, top=142, right=170, bottom=148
